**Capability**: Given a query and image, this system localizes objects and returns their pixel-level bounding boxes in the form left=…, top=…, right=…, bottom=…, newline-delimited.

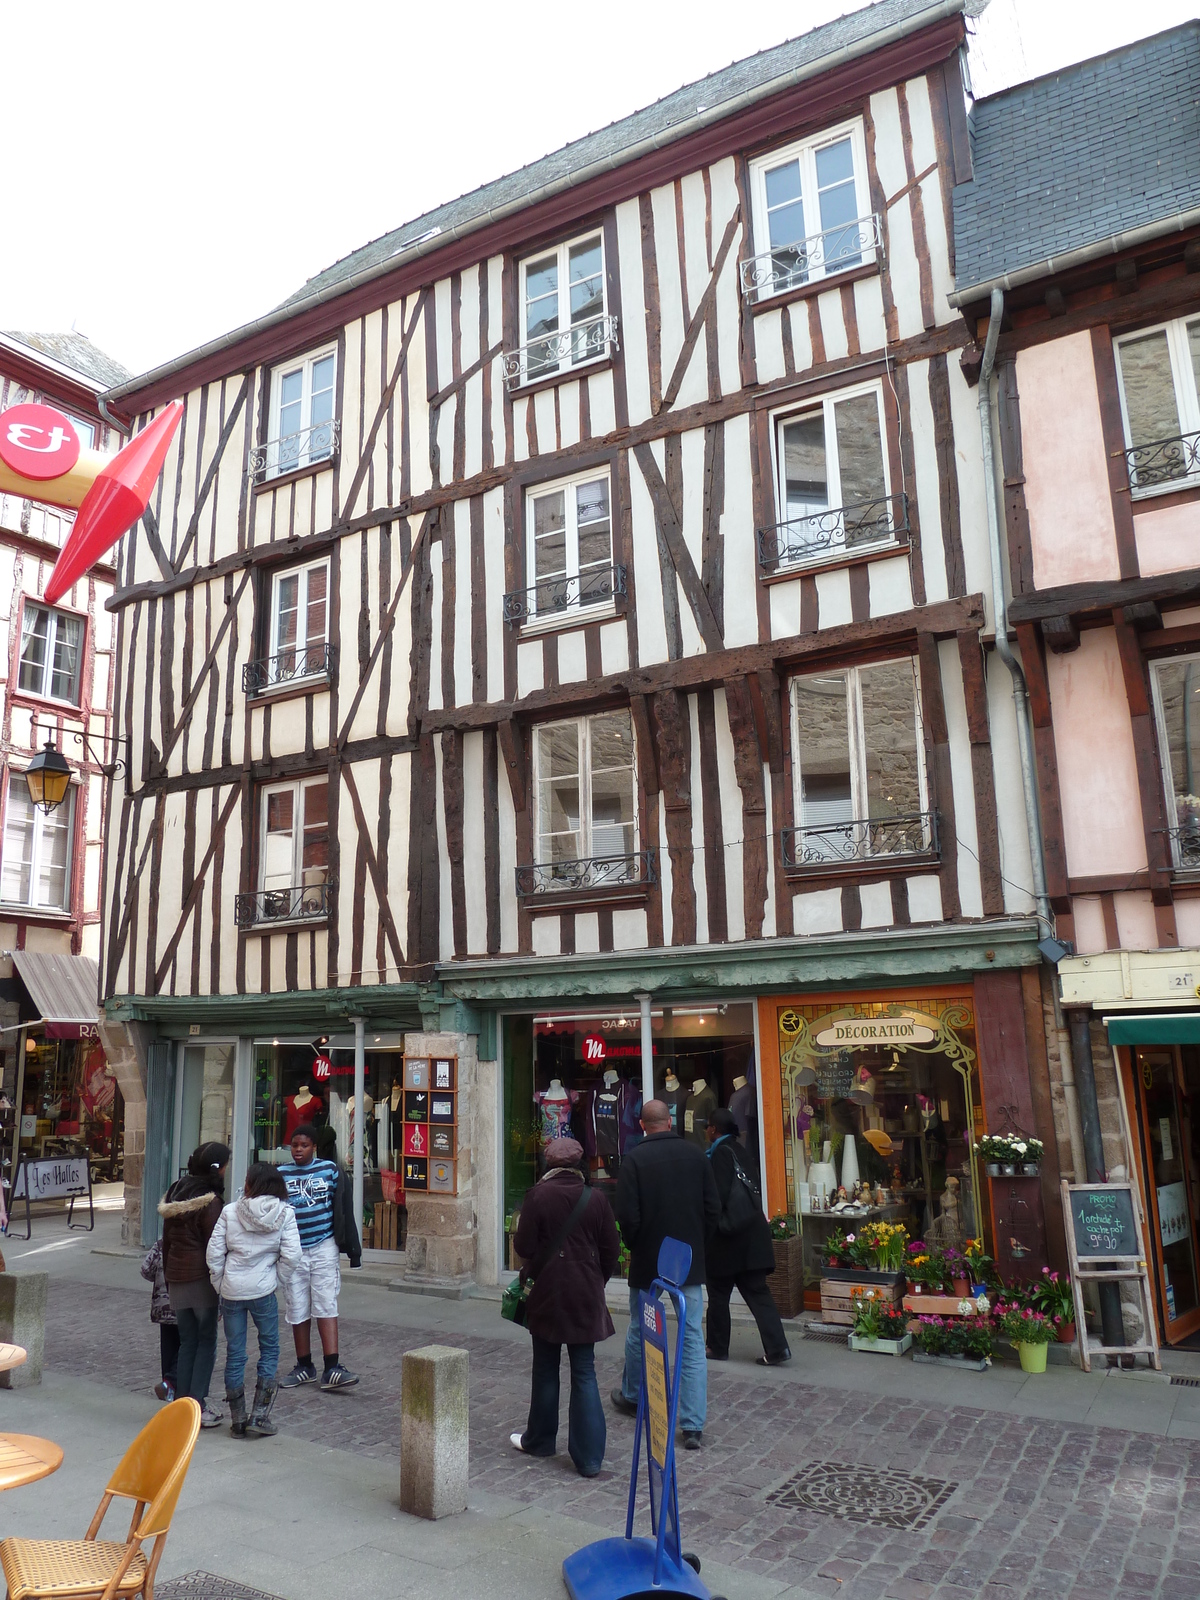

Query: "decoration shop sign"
left=813, top=1017, right=936, bottom=1048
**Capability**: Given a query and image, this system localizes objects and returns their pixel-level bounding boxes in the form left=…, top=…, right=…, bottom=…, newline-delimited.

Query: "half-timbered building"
left=950, top=21, right=1200, bottom=1346
left=100, top=0, right=1055, bottom=1287
left=0, top=330, right=129, bottom=1191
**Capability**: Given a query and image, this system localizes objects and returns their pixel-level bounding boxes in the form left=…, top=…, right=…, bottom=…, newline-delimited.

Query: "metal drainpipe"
left=977, top=287, right=1052, bottom=940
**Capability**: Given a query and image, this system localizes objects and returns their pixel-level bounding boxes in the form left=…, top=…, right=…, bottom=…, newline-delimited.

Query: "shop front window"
left=15, top=1031, right=123, bottom=1181
left=1132, top=1046, right=1200, bottom=1337
left=176, top=1044, right=236, bottom=1175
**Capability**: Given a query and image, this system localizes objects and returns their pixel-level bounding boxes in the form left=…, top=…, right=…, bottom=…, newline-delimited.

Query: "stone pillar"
left=399, top=1344, right=469, bottom=1519
left=0, top=1272, right=48, bottom=1388
left=403, top=1031, right=478, bottom=1285
left=98, top=1019, right=151, bottom=1247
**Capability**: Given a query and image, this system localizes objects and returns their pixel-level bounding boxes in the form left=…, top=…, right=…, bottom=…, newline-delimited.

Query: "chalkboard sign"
left=1069, top=1184, right=1139, bottom=1258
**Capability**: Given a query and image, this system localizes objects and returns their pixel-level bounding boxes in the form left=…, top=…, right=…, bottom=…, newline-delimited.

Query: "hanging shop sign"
left=0, top=404, right=82, bottom=479
left=312, top=1055, right=332, bottom=1081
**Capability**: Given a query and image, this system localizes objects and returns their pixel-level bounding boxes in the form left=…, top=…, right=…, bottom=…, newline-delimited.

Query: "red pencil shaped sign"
left=43, top=401, right=183, bottom=604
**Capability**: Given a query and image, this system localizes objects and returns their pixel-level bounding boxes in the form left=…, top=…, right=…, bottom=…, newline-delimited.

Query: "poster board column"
left=403, top=1031, right=477, bottom=1284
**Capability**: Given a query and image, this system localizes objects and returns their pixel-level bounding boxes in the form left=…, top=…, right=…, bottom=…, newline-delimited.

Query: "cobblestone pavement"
left=47, top=1280, right=1200, bottom=1600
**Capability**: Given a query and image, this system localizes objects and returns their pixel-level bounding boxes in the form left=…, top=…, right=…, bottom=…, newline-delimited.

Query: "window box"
left=251, top=348, right=339, bottom=483
left=1, top=775, right=74, bottom=912
left=1115, top=315, right=1200, bottom=498
left=504, top=232, right=614, bottom=391
left=527, top=710, right=639, bottom=895
left=508, top=469, right=619, bottom=627
left=246, top=777, right=330, bottom=928
left=744, top=121, right=879, bottom=304
left=18, top=603, right=83, bottom=705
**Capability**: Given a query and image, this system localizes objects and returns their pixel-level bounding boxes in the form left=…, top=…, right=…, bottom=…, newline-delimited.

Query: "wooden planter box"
left=902, top=1293, right=974, bottom=1316
left=848, top=1332, right=912, bottom=1357
left=767, top=1234, right=804, bottom=1318
left=912, top=1350, right=989, bottom=1371
left=819, top=1268, right=904, bottom=1327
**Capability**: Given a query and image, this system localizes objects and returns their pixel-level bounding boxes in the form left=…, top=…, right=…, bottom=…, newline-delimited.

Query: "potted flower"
left=963, top=1236, right=996, bottom=1289
left=905, top=1242, right=945, bottom=1294
left=942, top=1246, right=971, bottom=1298
left=911, top=1305, right=996, bottom=1368
left=997, top=1302, right=1057, bottom=1372
left=848, top=1286, right=912, bottom=1356
left=1018, top=1138, right=1044, bottom=1177
left=1032, top=1267, right=1077, bottom=1343
left=766, top=1212, right=803, bottom=1317
left=820, top=1225, right=905, bottom=1326
left=975, top=1134, right=1012, bottom=1177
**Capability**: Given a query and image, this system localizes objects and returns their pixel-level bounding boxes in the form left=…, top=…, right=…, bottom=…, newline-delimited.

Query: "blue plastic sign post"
left=562, top=1237, right=709, bottom=1600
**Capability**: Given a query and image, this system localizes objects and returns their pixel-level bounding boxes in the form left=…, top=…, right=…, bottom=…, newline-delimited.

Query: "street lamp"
left=24, top=740, right=72, bottom=815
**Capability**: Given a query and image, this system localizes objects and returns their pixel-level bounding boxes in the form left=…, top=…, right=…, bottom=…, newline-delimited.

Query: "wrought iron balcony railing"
left=242, top=642, right=336, bottom=695
left=740, top=214, right=884, bottom=304
left=1125, top=429, right=1200, bottom=495
left=503, top=564, right=627, bottom=627
left=235, top=879, right=333, bottom=929
left=515, top=847, right=656, bottom=898
left=782, top=811, right=937, bottom=869
left=249, top=418, right=341, bottom=484
left=1169, top=823, right=1200, bottom=872
left=501, top=314, right=619, bottom=392
left=757, top=493, right=908, bottom=571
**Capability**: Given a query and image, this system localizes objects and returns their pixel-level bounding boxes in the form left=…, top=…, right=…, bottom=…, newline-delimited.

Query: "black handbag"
left=717, top=1149, right=762, bottom=1237
left=501, top=1184, right=593, bottom=1325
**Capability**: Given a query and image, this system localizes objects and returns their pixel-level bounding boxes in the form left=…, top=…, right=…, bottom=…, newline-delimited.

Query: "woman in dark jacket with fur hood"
left=510, top=1137, right=620, bottom=1478
left=158, top=1141, right=230, bottom=1428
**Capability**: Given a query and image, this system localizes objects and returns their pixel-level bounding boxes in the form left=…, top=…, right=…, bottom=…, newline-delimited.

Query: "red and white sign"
left=312, top=1055, right=333, bottom=1082
left=0, top=404, right=81, bottom=481
left=582, top=1034, right=606, bottom=1064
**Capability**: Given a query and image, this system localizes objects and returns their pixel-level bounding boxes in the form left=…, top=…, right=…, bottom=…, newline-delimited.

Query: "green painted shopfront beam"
left=104, top=982, right=428, bottom=1037
left=1106, top=1013, right=1200, bottom=1046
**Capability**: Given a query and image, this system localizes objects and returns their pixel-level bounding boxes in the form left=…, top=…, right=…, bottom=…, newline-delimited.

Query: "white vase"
left=809, top=1162, right=837, bottom=1205
left=840, top=1135, right=860, bottom=1193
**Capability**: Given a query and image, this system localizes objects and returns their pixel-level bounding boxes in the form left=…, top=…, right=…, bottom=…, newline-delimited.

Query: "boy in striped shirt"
left=278, top=1125, right=360, bottom=1391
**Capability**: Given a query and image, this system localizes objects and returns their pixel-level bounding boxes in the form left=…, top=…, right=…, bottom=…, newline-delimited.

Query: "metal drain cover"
left=156, top=1576, right=289, bottom=1600
left=767, top=1463, right=956, bottom=1529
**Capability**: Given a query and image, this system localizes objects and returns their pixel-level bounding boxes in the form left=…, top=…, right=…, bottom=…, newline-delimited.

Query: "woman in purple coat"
left=511, top=1136, right=620, bottom=1477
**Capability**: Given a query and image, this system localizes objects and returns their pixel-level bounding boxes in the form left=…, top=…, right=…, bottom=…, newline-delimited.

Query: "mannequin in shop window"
left=284, top=1083, right=324, bottom=1143
left=587, top=1070, right=637, bottom=1180
left=534, top=1079, right=580, bottom=1146
left=683, top=1077, right=717, bottom=1148
left=661, top=1072, right=687, bottom=1134
left=728, top=1069, right=759, bottom=1179
left=346, top=1093, right=375, bottom=1171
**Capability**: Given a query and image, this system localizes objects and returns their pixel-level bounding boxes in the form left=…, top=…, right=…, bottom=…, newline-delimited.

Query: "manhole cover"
left=156, top=1576, right=289, bottom=1600
left=767, top=1463, right=956, bottom=1529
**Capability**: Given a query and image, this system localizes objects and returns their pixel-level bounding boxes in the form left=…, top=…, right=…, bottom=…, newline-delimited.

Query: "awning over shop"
left=11, top=951, right=100, bottom=1038
left=1105, top=1013, right=1200, bottom=1046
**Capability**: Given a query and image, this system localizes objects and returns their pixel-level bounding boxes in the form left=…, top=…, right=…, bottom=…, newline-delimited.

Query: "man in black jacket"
left=612, top=1099, right=720, bottom=1448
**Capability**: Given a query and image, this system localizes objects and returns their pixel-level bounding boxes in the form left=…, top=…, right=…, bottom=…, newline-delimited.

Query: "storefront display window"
left=1130, top=1045, right=1200, bottom=1339
left=177, top=1044, right=236, bottom=1174
left=13, top=1029, right=122, bottom=1182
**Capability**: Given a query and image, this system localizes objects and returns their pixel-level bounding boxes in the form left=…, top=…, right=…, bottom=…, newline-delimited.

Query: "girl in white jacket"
left=206, top=1163, right=303, bottom=1439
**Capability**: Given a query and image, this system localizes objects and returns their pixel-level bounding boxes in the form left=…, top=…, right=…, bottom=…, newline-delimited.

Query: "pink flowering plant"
left=911, top=1310, right=995, bottom=1361
left=1032, top=1268, right=1075, bottom=1325
left=996, top=1302, right=1056, bottom=1345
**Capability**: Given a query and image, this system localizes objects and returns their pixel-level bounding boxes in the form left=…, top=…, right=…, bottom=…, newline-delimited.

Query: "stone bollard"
left=0, top=1272, right=48, bottom=1389
left=400, top=1344, right=468, bottom=1519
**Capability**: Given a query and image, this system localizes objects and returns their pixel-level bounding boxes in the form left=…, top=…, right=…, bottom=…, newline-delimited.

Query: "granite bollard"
left=400, top=1344, right=468, bottom=1519
left=0, top=1272, right=47, bottom=1388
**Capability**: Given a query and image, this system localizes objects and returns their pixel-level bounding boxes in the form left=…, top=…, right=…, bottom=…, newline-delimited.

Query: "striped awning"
left=11, top=951, right=100, bottom=1031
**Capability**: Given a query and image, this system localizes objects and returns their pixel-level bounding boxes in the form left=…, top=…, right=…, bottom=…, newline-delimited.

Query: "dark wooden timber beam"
left=1009, top=566, right=1200, bottom=626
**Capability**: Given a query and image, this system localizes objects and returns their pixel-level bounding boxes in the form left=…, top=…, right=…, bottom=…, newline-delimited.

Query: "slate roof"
left=282, top=0, right=969, bottom=309
left=3, top=330, right=131, bottom=390
left=953, top=21, right=1200, bottom=299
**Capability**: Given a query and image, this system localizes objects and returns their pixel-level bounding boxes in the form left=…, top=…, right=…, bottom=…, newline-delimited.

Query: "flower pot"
left=1018, top=1341, right=1048, bottom=1374
left=907, top=1280, right=923, bottom=1295
left=1022, top=1163, right=1040, bottom=1176
left=985, top=1162, right=1001, bottom=1177
left=951, top=1277, right=970, bottom=1299
left=1057, top=1320, right=1077, bottom=1345
left=848, top=1332, right=912, bottom=1357
left=1001, top=1163, right=1017, bottom=1176
left=767, top=1233, right=804, bottom=1318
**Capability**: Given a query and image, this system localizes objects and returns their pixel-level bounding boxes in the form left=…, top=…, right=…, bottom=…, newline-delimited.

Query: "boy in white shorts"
left=278, top=1124, right=361, bottom=1391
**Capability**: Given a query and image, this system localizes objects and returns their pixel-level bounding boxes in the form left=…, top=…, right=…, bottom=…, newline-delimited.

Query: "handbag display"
left=501, top=1184, right=593, bottom=1325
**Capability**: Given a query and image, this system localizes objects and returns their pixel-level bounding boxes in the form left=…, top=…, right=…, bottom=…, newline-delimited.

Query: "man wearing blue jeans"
left=612, top=1099, right=721, bottom=1448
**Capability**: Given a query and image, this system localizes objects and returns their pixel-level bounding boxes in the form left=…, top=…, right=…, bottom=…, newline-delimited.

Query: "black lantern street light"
left=24, top=740, right=72, bottom=815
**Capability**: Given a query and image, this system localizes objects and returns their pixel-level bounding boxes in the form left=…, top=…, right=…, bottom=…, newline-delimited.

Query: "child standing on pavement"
left=206, top=1163, right=303, bottom=1439
left=277, top=1123, right=361, bottom=1392
left=139, top=1237, right=179, bottom=1402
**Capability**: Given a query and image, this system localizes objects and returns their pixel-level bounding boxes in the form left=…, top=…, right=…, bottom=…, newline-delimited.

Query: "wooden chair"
left=0, top=1398, right=201, bottom=1600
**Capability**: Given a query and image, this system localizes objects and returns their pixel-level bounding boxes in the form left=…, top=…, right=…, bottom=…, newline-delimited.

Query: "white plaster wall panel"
left=867, top=555, right=913, bottom=617
left=313, top=465, right=334, bottom=534
left=688, top=695, right=709, bottom=944
left=558, top=631, right=588, bottom=684
left=454, top=498, right=473, bottom=708
left=918, top=170, right=953, bottom=323
left=629, top=454, right=669, bottom=666
left=427, top=541, right=444, bottom=711
left=355, top=758, right=384, bottom=974
left=463, top=371, right=484, bottom=482
left=1134, top=503, right=1200, bottom=577
left=600, top=622, right=629, bottom=675
left=906, top=360, right=948, bottom=602
left=678, top=575, right=705, bottom=658
left=497, top=746, right=518, bottom=952
left=1070, top=895, right=1107, bottom=956
left=512, top=395, right=532, bottom=463
left=650, top=183, right=687, bottom=407
left=434, top=279, right=455, bottom=392
left=658, top=807, right=674, bottom=946
left=484, top=488, right=507, bottom=701
left=435, top=402, right=456, bottom=488
left=938, top=637, right=984, bottom=920
left=380, top=299, right=404, bottom=507
left=459, top=265, right=481, bottom=372
left=793, top=887, right=842, bottom=935
left=574, top=912, right=601, bottom=955
left=533, top=915, right=561, bottom=957
left=159, top=400, right=194, bottom=565
left=787, top=303, right=814, bottom=372
left=387, top=751, right=413, bottom=964
left=405, top=313, right=433, bottom=498
left=886, top=198, right=924, bottom=341
left=1114, top=891, right=1158, bottom=952
left=590, top=371, right=616, bottom=439
left=817, top=289, right=850, bottom=363
left=906, top=875, right=943, bottom=923
left=815, top=567, right=853, bottom=628
left=615, top=197, right=652, bottom=424
left=1173, top=897, right=1200, bottom=947
left=754, top=314, right=787, bottom=385
left=859, top=880, right=893, bottom=928
left=946, top=356, right=993, bottom=624
left=721, top=413, right=759, bottom=649
left=462, top=732, right=488, bottom=955
left=986, top=650, right=1034, bottom=914
left=853, top=274, right=887, bottom=352
left=612, top=907, right=650, bottom=950
left=680, top=171, right=712, bottom=323
left=516, top=640, right=543, bottom=698
left=713, top=688, right=746, bottom=943
left=432, top=732, right=454, bottom=961
left=533, top=390, right=556, bottom=452
left=679, top=429, right=706, bottom=573
left=769, top=579, right=802, bottom=640
left=558, top=381, right=582, bottom=451
left=355, top=310, right=386, bottom=518
left=269, top=699, right=306, bottom=752
left=709, top=159, right=745, bottom=396
left=904, top=74, right=937, bottom=169
left=870, top=89, right=908, bottom=195
left=211, top=377, right=250, bottom=563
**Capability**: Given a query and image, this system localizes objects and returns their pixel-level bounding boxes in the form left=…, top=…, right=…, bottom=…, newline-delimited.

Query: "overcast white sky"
left=2, top=0, right=1192, bottom=380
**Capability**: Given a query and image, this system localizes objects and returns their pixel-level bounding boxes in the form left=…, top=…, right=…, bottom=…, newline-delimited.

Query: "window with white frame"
left=789, top=659, right=930, bottom=865
left=257, top=777, right=330, bottom=921
left=769, top=384, right=895, bottom=567
left=1150, top=655, right=1200, bottom=869
left=68, top=415, right=96, bottom=450
left=17, top=603, right=83, bottom=703
left=522, top=469, right=615, bottom=622
left=533, top=711, right=637, bottom=884
left=1115, top=316, right=1200, bottom=495
left=262, top=347, right=337, bottom=480
left=745, top=121, right=876, bottom=301
left=261, top=559, right=330, bottom=687
left=1, top=774, right=73, bottom=911
left=514, top=231, right=610, bottom=385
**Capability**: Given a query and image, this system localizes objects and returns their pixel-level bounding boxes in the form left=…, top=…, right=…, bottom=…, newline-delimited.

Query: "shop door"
left=1133, top=1048, right=1200, bottom=1343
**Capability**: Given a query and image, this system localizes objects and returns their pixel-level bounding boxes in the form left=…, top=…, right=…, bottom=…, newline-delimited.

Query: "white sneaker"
left=510, top=1432, right=527, bottom=1452
left=199, top=1403, right=223, bottom=1429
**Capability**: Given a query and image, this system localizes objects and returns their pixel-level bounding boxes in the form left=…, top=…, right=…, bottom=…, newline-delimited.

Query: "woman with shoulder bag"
left=158, top=1140, right=231, bottom=1427
left=509, top=1137, right=620, bottom=1477
left=705, top=1109, right=792, bottom=1367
